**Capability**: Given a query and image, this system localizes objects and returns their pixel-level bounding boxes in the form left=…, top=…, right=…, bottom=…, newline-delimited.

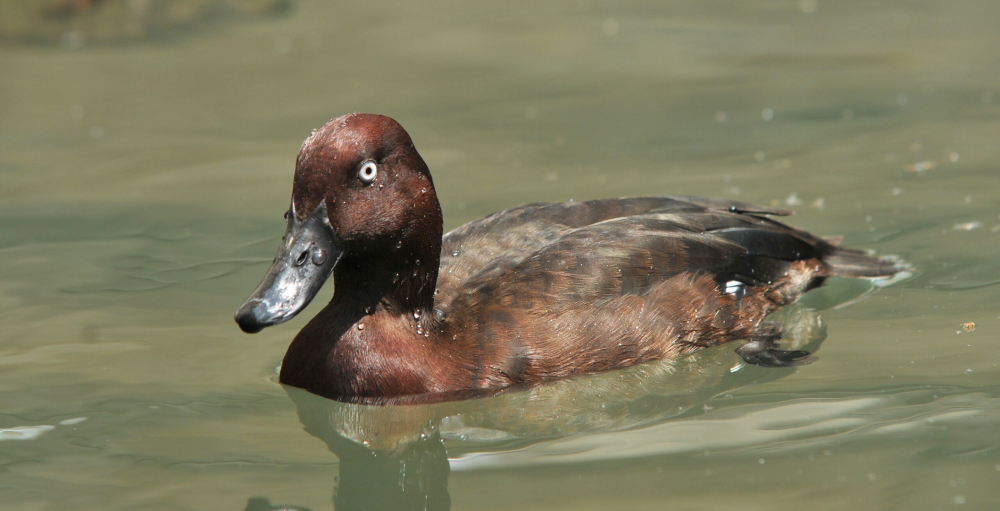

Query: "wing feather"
left=436, top=197, right=831, bottom=311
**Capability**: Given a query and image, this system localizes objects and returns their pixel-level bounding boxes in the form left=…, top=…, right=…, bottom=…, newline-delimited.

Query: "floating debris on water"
left=962, top=322, right=976, bottom=332
left=905, top=160, right=936, bottom=172
left=784, top=193, right=802, bottom=206
left=952, top=222, right=981, bottom=231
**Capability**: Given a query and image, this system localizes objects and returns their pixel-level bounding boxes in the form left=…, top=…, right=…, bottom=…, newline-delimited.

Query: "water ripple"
left=450, top=387, right=1000, bottom=471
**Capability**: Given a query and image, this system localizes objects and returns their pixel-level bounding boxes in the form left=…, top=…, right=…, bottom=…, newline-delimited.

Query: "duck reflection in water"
left=257, top=306, right=829, bottom=510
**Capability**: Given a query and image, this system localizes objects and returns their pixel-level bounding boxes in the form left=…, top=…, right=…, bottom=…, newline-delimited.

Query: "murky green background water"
left=2, top=1, right=999, bottom=509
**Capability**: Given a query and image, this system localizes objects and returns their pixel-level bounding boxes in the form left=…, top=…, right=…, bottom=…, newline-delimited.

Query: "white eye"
left=358, top=160, right=378, bottom=184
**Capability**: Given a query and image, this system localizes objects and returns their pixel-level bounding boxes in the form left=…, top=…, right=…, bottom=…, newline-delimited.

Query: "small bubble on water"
left=395, top=240, right=402, bottom=249
left=414, top=311, right=421, bottom=319
left=601, top=18, right=619, bottom=36
left=61, top=30, right=86, bottom=50
left=357, top=323, right=365, bottom=330
left=452, top=250, right=459, bottom=257
left=274, top=35, right=292, bottom=54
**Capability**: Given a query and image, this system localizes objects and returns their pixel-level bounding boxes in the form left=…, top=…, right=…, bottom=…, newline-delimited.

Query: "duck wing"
left=437, top=196, right=897, bottom=312
left=436, top=196, right=793, bottom=308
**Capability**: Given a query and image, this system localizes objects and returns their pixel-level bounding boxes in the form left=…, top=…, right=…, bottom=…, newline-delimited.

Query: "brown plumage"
left=238, top=113, right=901, bottom=400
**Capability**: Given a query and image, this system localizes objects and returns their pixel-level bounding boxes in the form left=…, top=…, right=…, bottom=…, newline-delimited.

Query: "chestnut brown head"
left=235, top=114, right=443, bottom=333
left=292, top=114, right=440, bottom=253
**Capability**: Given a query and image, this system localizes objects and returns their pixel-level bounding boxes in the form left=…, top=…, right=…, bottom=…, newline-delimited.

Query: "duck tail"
left=819, top=246, right=904, bottom=279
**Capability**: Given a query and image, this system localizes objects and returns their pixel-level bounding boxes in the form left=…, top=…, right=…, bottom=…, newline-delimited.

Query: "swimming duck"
left=235, top=113, right=899, bottom=400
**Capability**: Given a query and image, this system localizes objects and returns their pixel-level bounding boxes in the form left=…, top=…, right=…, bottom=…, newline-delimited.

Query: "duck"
left=235, top=113, right=900, bottom=400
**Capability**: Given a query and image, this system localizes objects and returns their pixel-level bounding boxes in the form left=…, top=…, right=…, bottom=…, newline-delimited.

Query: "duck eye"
left=358, top=160, right=378, bottom=184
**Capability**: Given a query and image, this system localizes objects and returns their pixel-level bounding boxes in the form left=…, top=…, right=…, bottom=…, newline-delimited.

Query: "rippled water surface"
left=2, top=1, right=999, bottom=509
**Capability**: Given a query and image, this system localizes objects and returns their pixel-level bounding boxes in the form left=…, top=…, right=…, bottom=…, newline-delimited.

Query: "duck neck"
left=331, top=212, right=443, bottom=321
left=332, top=247, right=439, bottom=319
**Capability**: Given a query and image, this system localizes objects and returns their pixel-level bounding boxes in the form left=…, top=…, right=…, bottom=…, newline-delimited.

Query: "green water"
left=2, top=1, right=999, bottom=509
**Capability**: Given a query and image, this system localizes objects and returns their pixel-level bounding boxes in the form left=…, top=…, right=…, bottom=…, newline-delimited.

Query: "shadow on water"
left=247, top=304, right=831, bottom=511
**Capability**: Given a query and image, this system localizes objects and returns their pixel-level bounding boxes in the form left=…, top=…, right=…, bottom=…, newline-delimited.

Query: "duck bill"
left=235, top=201, right=342, bottom=334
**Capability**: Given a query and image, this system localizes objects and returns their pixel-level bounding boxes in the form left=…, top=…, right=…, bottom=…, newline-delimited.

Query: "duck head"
left=235, top=113, right=443, bottom=334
